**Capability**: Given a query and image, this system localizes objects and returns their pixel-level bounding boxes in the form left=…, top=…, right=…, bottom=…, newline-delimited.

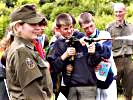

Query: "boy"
left=78, top=12, right=117, bottom=100
left=47, top=13, right=111, bottom=100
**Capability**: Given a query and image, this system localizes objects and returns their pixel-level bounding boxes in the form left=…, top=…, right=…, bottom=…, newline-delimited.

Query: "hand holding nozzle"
left=61, top=47, right=76, bottom=61
left=66, top=47, right=76, bottom=60
left=79, top=36, right=112, bottom=54
left=87, top=42, right=96, bottom=54
left=79, top=37, right=95, bottom=53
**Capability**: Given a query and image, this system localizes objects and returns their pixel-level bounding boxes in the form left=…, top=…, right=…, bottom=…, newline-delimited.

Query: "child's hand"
left=88, top=43, right=95, bottom=54
left=61, top=47, right=76, bottom=60
left=79, top=36, right=88, bottom=46
left=95, top=64, right=102, bottom=72
left=66, top=47, right=76, bottom=57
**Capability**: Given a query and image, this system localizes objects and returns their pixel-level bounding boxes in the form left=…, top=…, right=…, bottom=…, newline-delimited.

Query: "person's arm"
left=87, top=42, right=111, bottom=68
left=47, top=41, right=76, bottom=72
left=97, top=31, right=112, bottom=50
left=23, top=81, right=48, bottom=100
left=46, top=43, right=66, bottom=72
left=95, top=42, right=111, bottom=59
left=13, top=48, right=52, bottom=99
left=95, top=31, right=112, bottom=59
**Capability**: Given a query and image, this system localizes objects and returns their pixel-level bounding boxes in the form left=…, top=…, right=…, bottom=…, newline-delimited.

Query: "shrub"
left=0, top=15, right=9, bottom=38
left=96, top=4, right=113, bottom=16
left=126, top=3, right=133, bottom=18
left=40, top=3, right=55, bottom=20
left=94, top=15, right=114, bottom=30
left=45, top=20, right=53, bottom=38
left=15, top=0, right=38, bottom=5
left=50, top=5, right=72, bottom=21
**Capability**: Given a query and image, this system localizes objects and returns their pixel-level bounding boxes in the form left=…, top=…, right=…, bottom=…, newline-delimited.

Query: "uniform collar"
left=114, top=20, right=128, bottom=28
left=14, top=36, right=34, bottom=50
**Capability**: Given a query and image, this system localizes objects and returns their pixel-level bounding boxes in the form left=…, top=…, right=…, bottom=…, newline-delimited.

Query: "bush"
left=50, top=5, right=72, bottom=21
left=70, top=6, right=94, bottom=17
left=40, top=3, right=55, bottom=20
left=96, top=4, right=113, bottom=16
left=15, top=0, right=38, bottom=6
left=0, top=2, right=12, bottom=38
left=45, top=20, right=53, bottom=38
left=126, top=3, right=133, bottom=18
left=0, top=15, right=9, bottom=38
left=94, top=15, right=114, bottom=30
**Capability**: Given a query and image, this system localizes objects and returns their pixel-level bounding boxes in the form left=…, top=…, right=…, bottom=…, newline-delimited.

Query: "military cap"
left=10, top=4, right=46, bottom=24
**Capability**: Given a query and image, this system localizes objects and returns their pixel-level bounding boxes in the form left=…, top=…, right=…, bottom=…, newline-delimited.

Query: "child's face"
left=81, top=21, right=95, bottom=36
left=59, top=24, right=74, bottom=39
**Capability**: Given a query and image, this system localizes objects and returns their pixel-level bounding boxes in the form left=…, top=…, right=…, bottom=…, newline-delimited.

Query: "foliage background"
left=1, top=0, right=133, bottom=39
left=1, top=0, right=133, bottom=94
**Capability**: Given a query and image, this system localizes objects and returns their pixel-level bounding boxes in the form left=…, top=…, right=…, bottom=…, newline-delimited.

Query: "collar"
left=60, top=35, right=66, bottom=39
left=90, top=29, right=97, bottom=38
left=60, top=32, right=74, bottom=39
left=14, top=36, right=34, bottom=50
left=89, top=29, right=99, bottom=38
left=114, top=20, right=128, bottom=28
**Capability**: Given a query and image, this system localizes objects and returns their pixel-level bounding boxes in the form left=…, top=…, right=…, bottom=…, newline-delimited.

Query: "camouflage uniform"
left=6, top=37, right=53, bottom=100
left=106, top=20, right=133, bottom=97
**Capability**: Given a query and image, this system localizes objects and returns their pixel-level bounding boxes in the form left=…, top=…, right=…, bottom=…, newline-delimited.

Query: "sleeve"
left=46, top=42, right=66, bottom=72
left=95, top=42, right=111, bottom=59
left=87, top=43, right=111, bottom=68
left=15, top=48, right=42, bottom=89
left=88, top=31, right=112, bottom=67
left=87, top=54, right=102, bottom=68
left=97, top=31, right=112, bottom=50
left=23, top=81, right=48, bottom=100
left=95, top=31, right=111, bottom=59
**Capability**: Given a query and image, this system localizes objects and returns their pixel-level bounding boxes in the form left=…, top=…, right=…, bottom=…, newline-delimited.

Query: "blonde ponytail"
left=10, top=20, right=23, bottom=36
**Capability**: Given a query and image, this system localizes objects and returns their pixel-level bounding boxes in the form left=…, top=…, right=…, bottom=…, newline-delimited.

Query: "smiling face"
left=58, top=24, right=74, bottom=39
left=35, top=23, right=46, bottom=36
left=114, top=3, right=126, bottom=22
left=55, top=13, right=74, bottom=39
left=17, top=22, right=42, bottom=40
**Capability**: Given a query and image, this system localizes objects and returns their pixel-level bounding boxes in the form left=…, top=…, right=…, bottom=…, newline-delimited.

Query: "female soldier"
left=6, top=4, right=53, bottom=100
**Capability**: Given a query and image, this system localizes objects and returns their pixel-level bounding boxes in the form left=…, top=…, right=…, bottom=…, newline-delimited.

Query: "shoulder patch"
left=25, top=58, right=35, bottom=69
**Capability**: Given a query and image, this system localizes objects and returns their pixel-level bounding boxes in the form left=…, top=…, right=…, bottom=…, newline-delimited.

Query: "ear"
left=15, top=23, right=22, bottom=33
left=55, top=27, right=60, bottom=32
